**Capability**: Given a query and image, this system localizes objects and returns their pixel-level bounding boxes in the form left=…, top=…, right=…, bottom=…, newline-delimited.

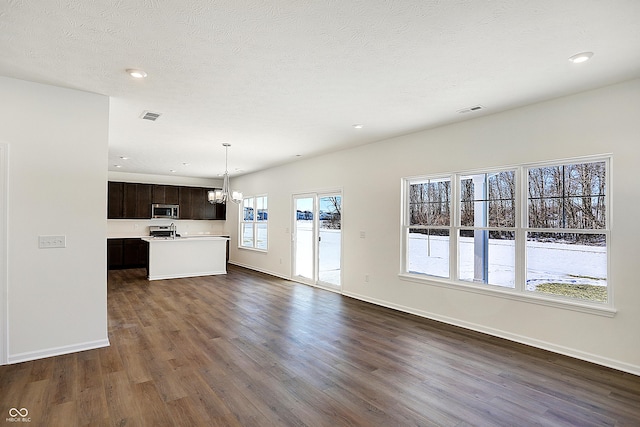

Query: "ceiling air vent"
left=140, top=111, right=162, bottom=121
left=457, top=105, right=484, bottom=114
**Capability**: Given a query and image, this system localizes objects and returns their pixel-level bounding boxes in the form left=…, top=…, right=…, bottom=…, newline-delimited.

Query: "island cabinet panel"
left=152, top=185, right=179, bottom=205
left=108, top=182, right=124, bottom=219
left=143, top=236, right=228, bottom=280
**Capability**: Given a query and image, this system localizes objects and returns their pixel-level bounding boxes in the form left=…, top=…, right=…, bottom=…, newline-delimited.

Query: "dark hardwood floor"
left=1, top=265, right=639, bottom=426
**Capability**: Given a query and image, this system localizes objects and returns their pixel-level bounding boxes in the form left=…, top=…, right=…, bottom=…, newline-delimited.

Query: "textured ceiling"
left=1, top=0, right=639, bottom=178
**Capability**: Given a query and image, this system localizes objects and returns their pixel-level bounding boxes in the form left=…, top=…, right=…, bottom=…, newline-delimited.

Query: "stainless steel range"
left=149, top=225, right=177, bottom=239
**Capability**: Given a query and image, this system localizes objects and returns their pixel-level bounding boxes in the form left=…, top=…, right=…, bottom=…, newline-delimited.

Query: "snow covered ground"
left=294, top=221, right=341, bottom=286
left=290, top=222, right=607, bottom=295
left=408, top=233, right=607, bottom=291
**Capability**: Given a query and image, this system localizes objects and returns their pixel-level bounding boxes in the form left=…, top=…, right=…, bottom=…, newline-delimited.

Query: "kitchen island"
left=142, top=236, right=229, bottom=280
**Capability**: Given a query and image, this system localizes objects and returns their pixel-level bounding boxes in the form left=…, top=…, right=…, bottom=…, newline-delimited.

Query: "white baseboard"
left=229, top=261, right=292, bottom=281
left=7, top=338, right=110, bottom=365
left=342, top=290, right=640, bottom=377
left=148, top=270, right=227, bottom=281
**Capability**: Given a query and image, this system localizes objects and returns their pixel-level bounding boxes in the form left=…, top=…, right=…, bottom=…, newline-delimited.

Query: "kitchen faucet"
left=170, top=222, right=176, bottom=239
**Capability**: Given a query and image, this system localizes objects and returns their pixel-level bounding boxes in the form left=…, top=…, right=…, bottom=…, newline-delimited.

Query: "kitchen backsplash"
left=108, top=219, right=225, bottom=238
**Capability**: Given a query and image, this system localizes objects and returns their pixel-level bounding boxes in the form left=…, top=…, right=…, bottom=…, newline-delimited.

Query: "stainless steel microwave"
left=151, top=204, right=179, bottom=219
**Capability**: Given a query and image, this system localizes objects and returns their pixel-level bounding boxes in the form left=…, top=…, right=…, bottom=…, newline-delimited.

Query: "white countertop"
left=142, top=236, right=229, bottom=243
left=108, top=234, right=228, bottom=239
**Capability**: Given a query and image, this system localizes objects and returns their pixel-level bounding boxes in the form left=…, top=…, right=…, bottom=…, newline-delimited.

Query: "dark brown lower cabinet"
left=107, top=239, right=124, bottom=269
left=108, top=238, right=148, bottom=270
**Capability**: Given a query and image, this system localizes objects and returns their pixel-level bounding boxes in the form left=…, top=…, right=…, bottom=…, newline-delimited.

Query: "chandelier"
left=208, top=143, right=242, bottom=204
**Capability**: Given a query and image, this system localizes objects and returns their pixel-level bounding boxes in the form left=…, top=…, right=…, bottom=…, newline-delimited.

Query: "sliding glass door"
left=294, top=195, right=315, bottom=282
left=293, top=192, right=342, bottom=290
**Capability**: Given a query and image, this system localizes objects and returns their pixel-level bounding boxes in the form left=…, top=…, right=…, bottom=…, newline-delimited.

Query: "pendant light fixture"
left=208, top=143, right=242, bottom=204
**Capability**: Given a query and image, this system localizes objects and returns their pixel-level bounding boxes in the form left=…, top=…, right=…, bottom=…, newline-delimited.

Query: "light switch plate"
left=39, top=235, right=66, bottom=248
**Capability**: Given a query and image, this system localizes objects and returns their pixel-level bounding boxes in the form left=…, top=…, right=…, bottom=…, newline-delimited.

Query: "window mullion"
left=515, top=167, right=526, bottom=292
left=251, top=198, right=255, bottom=248
left=451, top=174, right=459, bottom=281
left=253, top=220, right=257, bottom=249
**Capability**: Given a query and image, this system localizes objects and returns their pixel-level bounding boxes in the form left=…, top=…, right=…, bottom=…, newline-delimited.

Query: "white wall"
left=0, top=76, right=109, bottom=363
left=108, top=171, right=223, bottom=188
left=108, top=219, right=226, bottom=238
left=228, top=79, right=640, bottom=375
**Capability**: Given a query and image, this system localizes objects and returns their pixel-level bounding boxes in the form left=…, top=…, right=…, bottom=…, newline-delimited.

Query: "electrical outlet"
left=38, top=235, right=66, bottom=249
left=365, top=274, right=369, bottom=282
left=360, top=231, right=366, bottom=239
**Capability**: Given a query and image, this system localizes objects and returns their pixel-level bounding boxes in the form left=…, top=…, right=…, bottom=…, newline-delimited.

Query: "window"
left=459, top=170, right=516, bottom=288
left=526, top=161, right=607, bottom=302
left=406, top=177, right=451, bottom=278
left=241, top=195, right=268, bottom=250
left=402, top=157, right=610, bottom=307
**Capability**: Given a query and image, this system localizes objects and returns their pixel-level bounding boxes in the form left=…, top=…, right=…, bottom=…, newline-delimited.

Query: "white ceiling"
left=1, top=1, right=639, bottom=178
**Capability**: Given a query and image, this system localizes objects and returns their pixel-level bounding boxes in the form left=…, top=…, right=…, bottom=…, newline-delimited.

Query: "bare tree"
left=322, top=196, right=342, bottom=229
left=528, top=161, right=605, bottom=244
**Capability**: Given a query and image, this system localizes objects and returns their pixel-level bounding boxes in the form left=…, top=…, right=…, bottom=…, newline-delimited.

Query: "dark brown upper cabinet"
left=178, top=186, right=193, bottom=219
left=197, top=187, right=226, bottom=220
left=123, top=183, right=152, bottom=219
left=192, top=187, right=207, bottom=220
left=108, top=181, right=225, bottom=220
left=216, top=202, right=226, bottom=220
left=108, top=181, right=124, bottom=218
left=152, top=185, right=179, bottom=204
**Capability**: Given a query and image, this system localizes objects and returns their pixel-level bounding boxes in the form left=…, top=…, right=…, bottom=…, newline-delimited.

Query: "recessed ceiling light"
left=120, top=156, right=129, bottom=160
left=182, top=162, right=190, bottom=166
left=353, top=124, right=364, bottom=129
left=126, top=68, right=147, bottom=78
left=170, top=169, right=177, bottom=173
left=114, top=165, right=122, bottom=168
left=568, top=52, right=594, bottom=64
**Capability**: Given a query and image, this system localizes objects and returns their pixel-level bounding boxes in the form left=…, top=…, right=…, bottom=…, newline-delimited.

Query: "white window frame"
left=404, top=175, right=453, bottom=279
left=400, top=155, right=614, bottom=317
left=457, top=168, right=518, bottom=289
left=240, top=194, right=268, bottom=251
